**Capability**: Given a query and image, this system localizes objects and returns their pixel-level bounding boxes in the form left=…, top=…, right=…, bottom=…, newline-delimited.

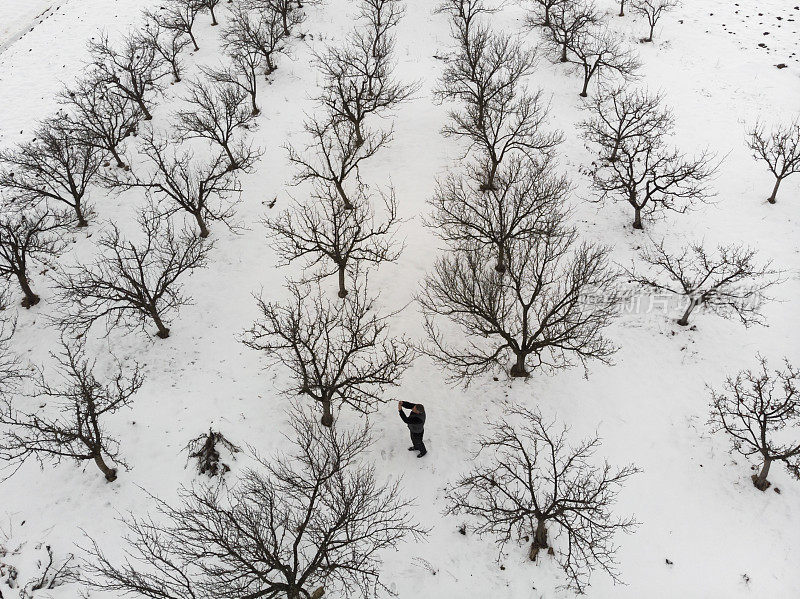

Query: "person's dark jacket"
left=399, top=401, right=425, bottom=434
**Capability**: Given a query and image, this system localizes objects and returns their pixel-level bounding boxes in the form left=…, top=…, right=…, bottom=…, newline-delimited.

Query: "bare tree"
left=624, top=239, right=783, bottom=327
left=567, top=25, right=640, bottom=97
left=0, top=205, right=69, bottom=308
left=244, top=280, right=414, bottom=426
left=203, top=50, right=266, bottom=115
left=315, top=0, right=417, bottom=147
left=526, top=0, right=567, bottom=27
left=0, top=300, right=23, bottom=389
left=419, top=230, right=619, bottom=382
left=57, top=76, right=143, bottom=169
left=267, top=184, right=402, bottom=297
left=260, top=0, right=306, bottom=36
left=579, top=86, right=672, bottom=164
left=82, top=408, right=425, bottom=599
left=437, top=0, right=561, bottom=190
left=0, top=118, right=102, bottom=227
left=147, top=0, right=204, bottom=52
left=88, top=31, right=167, bottom=121
left=175, top=79, right=259, bottom=171
left=199, top=0, right=223, bottom=25
left=108, top=133, right=241, bottom=238
left=708, top=356, right=800, bottom=491
left=223, top=1, right=287, bottom=76
left=139, top=16, right=192, bottom=83
left=287, top=117, right=390, bottom=209
left=0, top=337, right=143, bottom=482
left=631, top=0, right=679, bottom=42
left=426, top=155, right=570, bottom=272
left=54, top=207, right=211, bottom=339
left=446, top=403, right=638, bottom=593
left=590, top=117, right=716, bottom=229
left=746, top=118, right=800, bottom=204
left=541, top=0, right=600, bottom=64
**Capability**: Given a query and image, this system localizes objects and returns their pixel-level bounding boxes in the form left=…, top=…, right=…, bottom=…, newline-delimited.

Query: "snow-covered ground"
left=0, top=0, right=799, bottom=597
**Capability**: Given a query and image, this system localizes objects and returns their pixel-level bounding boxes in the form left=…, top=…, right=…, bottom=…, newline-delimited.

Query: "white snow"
left=0, top=0, right=799, bottom=597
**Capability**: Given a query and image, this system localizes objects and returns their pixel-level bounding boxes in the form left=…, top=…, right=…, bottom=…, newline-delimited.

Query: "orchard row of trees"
left=0, top=0, right=310, bottom=482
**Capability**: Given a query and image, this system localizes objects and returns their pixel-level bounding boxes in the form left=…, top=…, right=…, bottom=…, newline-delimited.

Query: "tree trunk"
left=139, top=99, right=153, bottom=121
left=768, top=177, right=781, bottom=204
left=75, top=202, right=88, bottom=227
left=17, top=272, right=40, bottom=308
left=321, top=398, right=334, bottom=427
left=677, top=301, right=695, bottom=326
left=189, top=33, right=199, bottom=52
left=334, top=181, right=353, bottom=210
left=93, top=453, right=118, bottom=482
left=151, top=311, right=171, bottom=339
left=337, top=265, right=348, bottom=298
left=580, top=76, right=590, bottom=97
left=494, top=243, right=506, bottom=273
left=110, top=147, right=126, bottom=169
left=194, top=212, right=210, bottom=238
left=210, top=7, right=218, bottom=25
left=645, top=22, right=655, bottom=42
left=354, top=121, right=365, bottom=148
left=609, top=140, right=620, bottom=163
left=560, top=42, right=568, bottom=63
left=529, top=519, right=548, bottom=560
left=224, top=144, right=238, bottom=170
left=752, top=457, right=772, bottom=491
left=479, top=162, right=499, bottom=192
left=510, top=352, right=528, bottom=377
left=251, top=92, right=260, bottom=116
left=172, top=63, right=182, bottom=83
left=632, top=206, right=643, bottom=230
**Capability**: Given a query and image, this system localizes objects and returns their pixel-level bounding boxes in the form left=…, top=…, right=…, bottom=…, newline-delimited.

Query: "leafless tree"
left=624, top=239, right=783, bottom=327
left=223, top=1, right=287, bottom=76
left=315, top=0, right=417, bottom=148
left=57, top=76, right=143, bottom=169
left=203, top=49, right=266, bottom=115
left=175, top=79, right=259, bottom=171
left=580, top=86, right=672, bottom=164
left=267, top=184, right=402, bottom=297
left=199, top=0, right=223, bottom=25
left=419, top=230, right=619, bottom=382
left=261, top=0, right=306, bottom=36
left=0, top=337, right=143, bottom=482
left=526, top=0, right=567, bottom=27
left=446, top=403, right=638, bottom=593
left=0, top=118, right=103, bottom=227
left=108, top=133, right=241, bottom=238
left=0, top=310, right=23, bottom=398
left=54, top=207, right=212, bottom=339
left=82, top=408, right=425, bottom=599
left=139, top=16, right=192, bottom=83
left=244, top=280, right=414, bottom=426
left=287, top=117, right=390, bottom=209
left=541, top=0, right=600, bottom=64
left=426, top=155, right=570, bottom=272
left=184, top=429, right=240, bottom=477
left=438, top=0, right=561, bottom=190
left=567, top=25, right=640, bottom=97
left=147, top=0, right=205, bottom=52
left=589, top=116, right=716, bottom=229
left=0, top=205, right=70, bottom=308
left=708, top=356, right=800, bottom=491
left=87, top=31, right=168, bottom=121
left=746, top=118, right=800, bottom=204
left=631, top=0, right=679, bottom=42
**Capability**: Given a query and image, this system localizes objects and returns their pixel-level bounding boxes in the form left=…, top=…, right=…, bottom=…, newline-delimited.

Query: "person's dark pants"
left=410, top=431, right=426, bottom=453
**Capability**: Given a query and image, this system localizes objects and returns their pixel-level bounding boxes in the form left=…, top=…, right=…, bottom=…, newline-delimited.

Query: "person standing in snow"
left=398, top=401, right=427, bottom=457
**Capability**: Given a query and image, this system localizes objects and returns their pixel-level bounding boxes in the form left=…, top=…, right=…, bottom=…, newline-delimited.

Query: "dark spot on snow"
left=666, top=558, right=674, bottom=565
